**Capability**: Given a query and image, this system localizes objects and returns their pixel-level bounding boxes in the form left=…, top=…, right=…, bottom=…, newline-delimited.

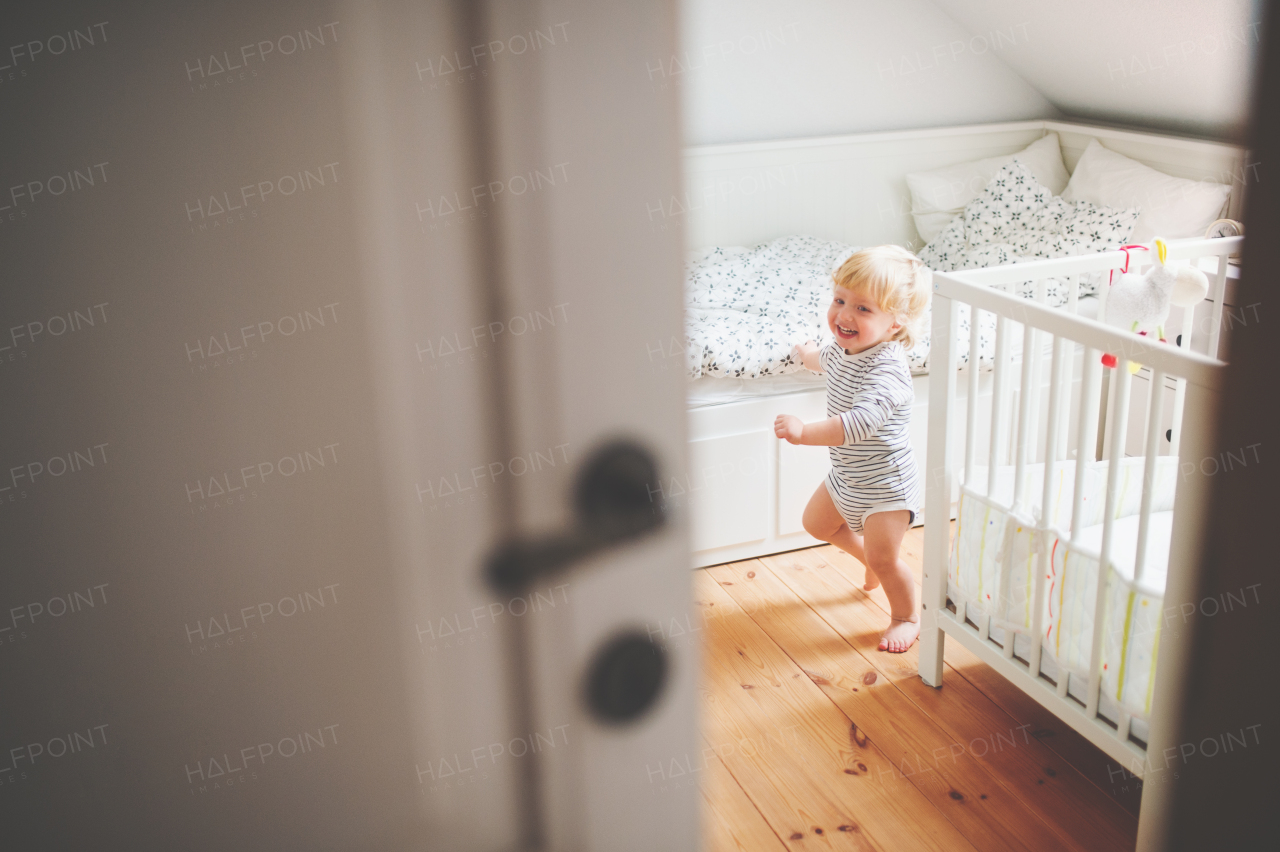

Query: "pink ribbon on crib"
left=1100, top=244, right=1152, bottom=369
left=1107, top=244, right=1149, bottom=286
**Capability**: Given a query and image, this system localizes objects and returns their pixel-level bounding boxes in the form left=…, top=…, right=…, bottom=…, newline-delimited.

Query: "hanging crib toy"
left=1100, top=238, right=1210, bottom=370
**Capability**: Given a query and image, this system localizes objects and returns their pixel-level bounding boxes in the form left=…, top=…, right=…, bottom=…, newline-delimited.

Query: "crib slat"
left=1087, top=363, right=1133, bottom=719
left=1169, top=251, right=1228, bottom=456
left=1100, top=365, right=1119, bottom=463
left=1028, top=281, right=1046, bottom=462
left=1133, top=369, right=1166, bottom=586
left=1057, top=328, right=1074, bottom=462
left=987, top=316, right=1010, bottom=497
left=1012, top=321, right=1035, bottom=510
left=1097, top=265, right=1112, bottom=341
left=1029, top=336, right=1066, bottom=680
left=1136, top=368, right=1152, bottom=456
left=1167, top=302, right=1196, bottom=457
left=997, top=315, right=1036, bottom=632
left=997, top=310, right=1037, bottom=649
left=964, top=308, right=981, bottom=486
left=1206, top=254, right=1229, bottom=360
left=1062, top=275, right=1081, bottom=466
left=1097, top=239, right=1132, bottom=459
left=1071, top=350, right=1102, bottom=533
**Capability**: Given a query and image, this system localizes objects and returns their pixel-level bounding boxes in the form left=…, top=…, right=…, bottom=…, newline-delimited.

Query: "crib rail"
left=919, top=236, right=1238, bottom=779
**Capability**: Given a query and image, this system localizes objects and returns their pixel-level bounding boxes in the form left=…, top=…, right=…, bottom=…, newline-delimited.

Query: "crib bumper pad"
left=948, top=458, right=1178, bottom=719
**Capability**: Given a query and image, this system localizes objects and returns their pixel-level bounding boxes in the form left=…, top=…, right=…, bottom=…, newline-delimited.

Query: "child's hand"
left=793, top=340, right=822, bottom=372
left=774, top=414, right=804, bottom=444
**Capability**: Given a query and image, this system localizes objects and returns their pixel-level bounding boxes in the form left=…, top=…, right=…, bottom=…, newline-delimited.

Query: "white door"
left=0, top=0, right=696, bottom=849
left=341, top=0, right=698, bottom=849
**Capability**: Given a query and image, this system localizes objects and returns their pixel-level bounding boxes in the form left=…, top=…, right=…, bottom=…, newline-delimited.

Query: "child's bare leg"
left=801, top=484, right=879, bottom=590
left=836, top=527, right=880, bottom=591
left=862, top=510, right=918, bottom=653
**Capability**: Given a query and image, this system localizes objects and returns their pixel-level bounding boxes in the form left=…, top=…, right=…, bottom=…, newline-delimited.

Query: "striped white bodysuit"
left=819, top=340, right=919, bottom=534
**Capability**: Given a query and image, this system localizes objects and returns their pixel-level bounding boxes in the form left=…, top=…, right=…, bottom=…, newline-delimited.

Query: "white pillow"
left=1060, top=139, right=1231, bottom=243
left=906, top=133, right=1070, bottom=243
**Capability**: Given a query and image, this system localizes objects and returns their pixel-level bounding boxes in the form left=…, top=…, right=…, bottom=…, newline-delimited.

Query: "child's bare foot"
left=862, top=566, right=880, bottom=591
left=878, top=617, right=919, bottom=653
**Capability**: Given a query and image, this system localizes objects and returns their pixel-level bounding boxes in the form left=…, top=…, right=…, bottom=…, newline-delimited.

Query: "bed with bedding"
left=680, top=119, right=1244, bottom=569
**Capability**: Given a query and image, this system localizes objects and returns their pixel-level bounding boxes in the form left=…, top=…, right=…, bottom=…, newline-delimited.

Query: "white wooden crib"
left=918, top=235, right=1242, bottom=851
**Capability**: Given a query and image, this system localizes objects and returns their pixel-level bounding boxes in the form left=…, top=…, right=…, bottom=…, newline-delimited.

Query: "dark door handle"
left=485, top=439, right=666, bottom=593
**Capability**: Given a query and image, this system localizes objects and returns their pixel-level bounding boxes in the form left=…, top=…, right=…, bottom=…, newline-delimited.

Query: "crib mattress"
left=1067, top=510, right=1172, bottom=595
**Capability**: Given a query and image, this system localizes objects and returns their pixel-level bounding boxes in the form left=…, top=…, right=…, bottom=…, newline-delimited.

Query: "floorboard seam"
left=704, top=742, right=793, bottom=852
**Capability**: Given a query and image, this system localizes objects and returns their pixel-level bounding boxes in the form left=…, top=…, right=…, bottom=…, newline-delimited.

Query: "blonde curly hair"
left=832, top=245, right=932, bottom=350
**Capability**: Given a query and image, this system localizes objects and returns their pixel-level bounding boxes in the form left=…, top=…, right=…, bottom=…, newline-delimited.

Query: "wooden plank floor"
left=698, top=531, right=1141, bottom=852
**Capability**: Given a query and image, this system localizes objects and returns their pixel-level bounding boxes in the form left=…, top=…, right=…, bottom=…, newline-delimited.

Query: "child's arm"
left=773, top=414, right=845, bottom=446
left=794, top=341, right=823, bottom=373
left=835, top=360, right=914, bottom=445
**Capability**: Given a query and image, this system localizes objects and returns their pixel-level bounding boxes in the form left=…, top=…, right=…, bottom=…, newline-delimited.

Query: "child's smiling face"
left=827, top=284, right=901, bottom=354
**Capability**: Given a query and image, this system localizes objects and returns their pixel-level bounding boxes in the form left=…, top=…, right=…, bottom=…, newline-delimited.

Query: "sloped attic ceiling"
left=679, top=0, right=1262, bottom=146
left=678, top=0, right=1058, bottom=145
left=931, top=0, right=1263, bottom=142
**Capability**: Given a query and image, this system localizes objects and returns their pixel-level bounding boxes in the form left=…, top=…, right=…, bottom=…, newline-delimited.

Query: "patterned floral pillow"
left=910, top=161, right=1140, bottom=371
left=923, top=160, right=1140, bottom=276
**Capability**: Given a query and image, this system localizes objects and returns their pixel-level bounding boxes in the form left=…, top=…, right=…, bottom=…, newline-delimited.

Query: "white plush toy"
left=1101, top=238, right=1209, bottom=370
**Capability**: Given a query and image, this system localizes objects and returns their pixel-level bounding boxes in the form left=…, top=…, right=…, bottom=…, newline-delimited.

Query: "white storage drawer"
left=685, top=430, right=772, bottom=552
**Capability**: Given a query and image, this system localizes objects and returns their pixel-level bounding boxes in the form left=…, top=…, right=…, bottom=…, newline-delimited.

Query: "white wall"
left=676, top=0, right=1058, bottom=145
left=932, top=0, right=1262, bottom=141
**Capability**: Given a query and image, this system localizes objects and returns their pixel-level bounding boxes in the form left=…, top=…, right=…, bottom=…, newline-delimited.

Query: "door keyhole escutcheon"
left=584, top=632, right=668, bottom=724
